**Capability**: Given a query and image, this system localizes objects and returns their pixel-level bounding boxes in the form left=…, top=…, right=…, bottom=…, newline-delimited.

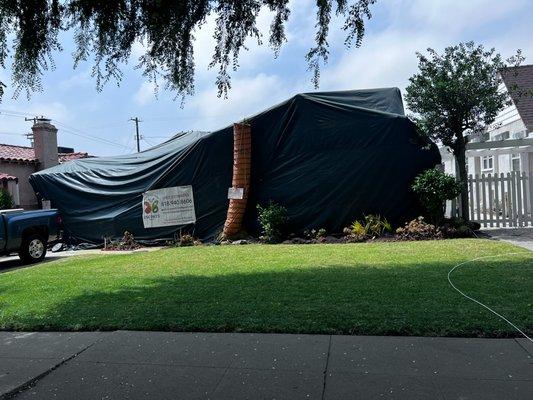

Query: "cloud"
left=28, top=102, right=69, bottom=121
left=134, top=81, right=157, bottom=106
left=189, top=73, right=303, bottom=130
left=320, top=29, right=438, bottom=94
left=405, top=0, right=526, bottom=33
left=319, top=0, right=533, bottom=107
left=58, top=69, right=92, bottom=91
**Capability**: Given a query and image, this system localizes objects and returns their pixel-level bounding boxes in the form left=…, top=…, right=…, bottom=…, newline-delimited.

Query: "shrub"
left=412, top=168, right=461, bottom=224
left=344, top=215, right=391, bottom=242
left=364, top=214, right=392, bottom=237
left=104, top=231, right=141, bottom=251
left=303, top=228, right=327, bottom=240
left=350, top=220, right=366, bottom=237
left=439, top=217, right=474, bottom=238
left=0, top=189, right=14, bottom=209
left=179, top=234, right=195, bottom=247
left=347, top=215, right=392, bottom=240
left=395, top=217, right=442, bottom=241
left=257, top=201, right=287, bottom=243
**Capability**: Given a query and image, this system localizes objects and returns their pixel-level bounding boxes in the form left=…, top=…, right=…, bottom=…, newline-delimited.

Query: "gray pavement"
left=0, top=331, right=531, bottom=399
left=483, top=228, right=533, bottom=251
left=0, top=247, right=164, bottom=274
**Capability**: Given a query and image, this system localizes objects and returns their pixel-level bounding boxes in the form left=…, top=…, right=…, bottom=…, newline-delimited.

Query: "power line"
left=0, top=110, right=135, bottom=152
left=0, top=131, right=25, bottom=136
left=54, top=120, right=135, bottom=151
left=0, top=108, right=33, bottom=117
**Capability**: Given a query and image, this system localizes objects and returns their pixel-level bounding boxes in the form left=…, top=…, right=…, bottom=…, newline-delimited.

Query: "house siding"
left=0, top=161, right=38, bottom=208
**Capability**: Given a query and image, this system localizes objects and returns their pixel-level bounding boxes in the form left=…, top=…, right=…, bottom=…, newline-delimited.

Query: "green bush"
left=412, top=168, right=461, bottom=224
left=0, top=189, right=14, bottom=209
left=257, top=201, right=287, bottom=243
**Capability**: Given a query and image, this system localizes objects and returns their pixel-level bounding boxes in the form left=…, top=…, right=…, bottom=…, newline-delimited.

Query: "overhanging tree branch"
left=0, top=0, right=377, bottom=101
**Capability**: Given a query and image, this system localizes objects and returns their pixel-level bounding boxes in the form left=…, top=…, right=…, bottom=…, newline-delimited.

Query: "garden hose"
left=447, top=252, right=533, bottom=343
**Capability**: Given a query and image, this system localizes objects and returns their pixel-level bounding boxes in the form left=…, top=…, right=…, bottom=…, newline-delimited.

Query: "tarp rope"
left=447, top=252, right=533, bottom=343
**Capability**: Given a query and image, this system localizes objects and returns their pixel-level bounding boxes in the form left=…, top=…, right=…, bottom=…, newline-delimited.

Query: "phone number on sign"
left=161, top=198, right=192, bottom=207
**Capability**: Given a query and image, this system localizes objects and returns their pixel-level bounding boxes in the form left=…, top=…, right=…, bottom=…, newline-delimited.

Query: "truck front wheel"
left=19, top=234, right=47, bottom=264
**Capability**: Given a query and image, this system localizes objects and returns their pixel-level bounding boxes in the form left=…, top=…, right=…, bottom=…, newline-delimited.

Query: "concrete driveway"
left=1, top=331, right=531, bottom=399
left=483, top=228, right=533, bottom=251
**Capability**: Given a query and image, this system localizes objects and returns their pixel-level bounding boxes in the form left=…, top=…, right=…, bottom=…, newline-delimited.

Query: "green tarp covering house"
left=29, top=88, right=441, bottom=243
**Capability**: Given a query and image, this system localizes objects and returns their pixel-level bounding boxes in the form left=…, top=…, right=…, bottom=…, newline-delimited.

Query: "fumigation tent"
left=29, top=88, right=441, bottom=243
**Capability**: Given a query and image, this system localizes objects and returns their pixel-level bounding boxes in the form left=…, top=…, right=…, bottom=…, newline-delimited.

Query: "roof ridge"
left=0, top=143, right=33, bottom=149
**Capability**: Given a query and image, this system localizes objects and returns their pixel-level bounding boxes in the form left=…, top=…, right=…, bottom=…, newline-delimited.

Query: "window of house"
left=481, top=155, right=493, bottom=172
left=510, top=153, right=521, bottom=172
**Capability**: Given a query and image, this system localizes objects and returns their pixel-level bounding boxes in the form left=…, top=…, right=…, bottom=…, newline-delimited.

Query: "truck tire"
left=19, top=234, right=47, bottom=264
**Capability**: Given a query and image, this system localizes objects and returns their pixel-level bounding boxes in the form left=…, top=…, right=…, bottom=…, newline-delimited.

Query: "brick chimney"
left=32, top=117, right=58, bottom=170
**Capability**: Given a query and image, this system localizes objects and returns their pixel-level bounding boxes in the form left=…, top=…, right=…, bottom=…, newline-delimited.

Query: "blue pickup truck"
left=0, top=209, right=62, bottom=264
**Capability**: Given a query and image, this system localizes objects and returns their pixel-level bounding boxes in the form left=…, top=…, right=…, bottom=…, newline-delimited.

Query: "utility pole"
left=130, top=117, right=142, bottom=152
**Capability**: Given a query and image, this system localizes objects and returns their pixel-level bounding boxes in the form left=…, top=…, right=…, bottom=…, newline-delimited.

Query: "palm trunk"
left=223, top=122, right=251, bottom=238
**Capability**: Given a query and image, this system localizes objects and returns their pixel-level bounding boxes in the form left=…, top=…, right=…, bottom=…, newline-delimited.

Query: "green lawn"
left=0, top=239, right=531, bottom=337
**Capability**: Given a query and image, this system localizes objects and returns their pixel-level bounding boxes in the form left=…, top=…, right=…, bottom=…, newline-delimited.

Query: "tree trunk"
left=454, top=142, right=470, bottom=221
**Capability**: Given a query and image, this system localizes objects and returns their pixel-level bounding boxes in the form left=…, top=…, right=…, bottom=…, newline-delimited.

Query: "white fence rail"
left=455, top=172, right=533, bottom=228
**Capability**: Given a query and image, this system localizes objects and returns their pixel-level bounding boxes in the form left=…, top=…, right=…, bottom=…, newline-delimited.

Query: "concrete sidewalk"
left=1, top=331, right=531, bottom=399
left=483, top=228, right=533, bottom=251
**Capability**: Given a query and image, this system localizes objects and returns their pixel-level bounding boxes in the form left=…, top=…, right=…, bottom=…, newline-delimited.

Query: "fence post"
left=500, top=173, right=507, bottom=227
left=510, top=172, right=517, bottom=227
left=468, top=174, right=474, bottom=222
left=521, top=172, right=528, bottom=226
left=488, top=173, right=494, bottom=227
left=494, top=173, right=500, bottom=226
left=529, top=172, right=533, bottom=225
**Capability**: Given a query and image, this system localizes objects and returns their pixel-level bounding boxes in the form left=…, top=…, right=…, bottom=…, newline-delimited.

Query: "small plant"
left=439, top=217, right=474, bottom=239
left=316, top=228, right=327, bottom=238
left=0, top=189, right=14, bottom=209
left=257, top=201, right=287, bottom=243
left=364, top=214, right=392, bottom=237
left=179, top=234, right=195, bottom=247
left=303, top=228, right=327, bottom=240
left=395, top=217, right=442, bottom=241
left=346, top=215, right=391, bottom=241
left=104, top=231, right=141, bottom=251
left=412, top=168, right=461, bottom=225
left=350, top=220, right=366, bottom=237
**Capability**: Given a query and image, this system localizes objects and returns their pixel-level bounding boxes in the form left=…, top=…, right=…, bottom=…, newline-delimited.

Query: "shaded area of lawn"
left=0, top=239, right=531, bottom=337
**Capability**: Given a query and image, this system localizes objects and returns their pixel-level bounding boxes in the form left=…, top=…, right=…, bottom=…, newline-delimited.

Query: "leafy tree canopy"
left=405, top=42, right=523, bottom=150
left=0, top=0, right=376, bottom=101
left=405, top=41, right=525, bottom=220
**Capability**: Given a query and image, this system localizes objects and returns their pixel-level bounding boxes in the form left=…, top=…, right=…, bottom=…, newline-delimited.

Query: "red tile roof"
left=0, top=143, right=89, bottom=164
left=0, top=173, right=18, bottom=181
left=0, top=144, right=37, bottom=162
left=58, top=152, right=90, bottom=163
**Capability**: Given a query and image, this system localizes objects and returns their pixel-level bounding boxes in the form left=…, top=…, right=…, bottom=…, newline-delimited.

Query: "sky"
left=0, top=0, right=532, bottom=156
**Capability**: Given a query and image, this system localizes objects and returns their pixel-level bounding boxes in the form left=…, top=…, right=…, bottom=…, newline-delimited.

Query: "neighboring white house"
left=440, top=65, right=533, bottom=224
left=441, top=64, right=533, bottom=178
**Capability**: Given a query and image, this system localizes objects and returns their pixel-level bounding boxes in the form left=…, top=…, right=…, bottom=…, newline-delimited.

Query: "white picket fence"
left=452, top=172, right=533, bottom=227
